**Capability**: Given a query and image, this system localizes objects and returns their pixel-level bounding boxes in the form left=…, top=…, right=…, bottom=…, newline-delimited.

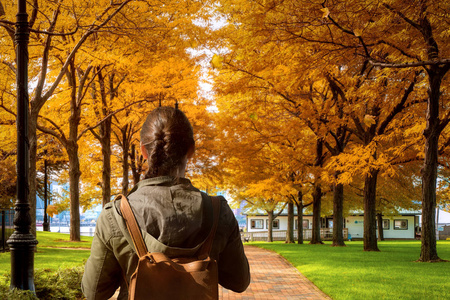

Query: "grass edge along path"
left=252, top=240, right=450, bottom=300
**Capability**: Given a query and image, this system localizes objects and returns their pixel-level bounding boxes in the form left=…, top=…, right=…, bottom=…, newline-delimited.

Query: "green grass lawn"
left=0, top=232, right=93, bottom=275
left=253, top=240, right=450, bottom=300
left=35, top=231, right=93, bottom=249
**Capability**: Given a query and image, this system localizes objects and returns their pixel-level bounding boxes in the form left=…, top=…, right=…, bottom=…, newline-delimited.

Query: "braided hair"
left=140, top=106, right=195, bottom=178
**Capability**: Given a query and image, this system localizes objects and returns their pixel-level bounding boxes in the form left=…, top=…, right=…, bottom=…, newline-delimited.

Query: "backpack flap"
left=131, top=252, right=218, bottom=300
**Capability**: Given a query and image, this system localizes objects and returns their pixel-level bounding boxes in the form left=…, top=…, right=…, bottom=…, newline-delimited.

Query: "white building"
left=244, top=209, right=421, bottom=241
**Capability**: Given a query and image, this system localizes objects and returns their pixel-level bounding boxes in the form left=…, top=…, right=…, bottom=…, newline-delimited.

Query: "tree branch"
left=76, top=65, right=93, bottom=107
left=323, top=4, right=371, bottom=57
left=35, top=4, right=61, bottom=105
left=0, top=102, right=16, bottom=117
left=377, top=73, right=418, bottom=135
left=29, top=0, right=38, bottom=29
left=88, top=128, right=101, bottom=141
left=369, top=58, right=450, bottom=69
left=274, top=202, right=288, bottom=219
left=351, top=116, right=366, bottom=141
left=376, top=40, right=422, bottom=61
left=38, top=114, right=68, bottom=143
left=29, top=26, right=79, bottom=36
left=382, top=3, right=421, bottom=32
left=2, top=60, right=16, bottom=75
left=36, top=123, right=67, bottom=148
left=77, top=98, right=157, bottom=140
left=303, top=201, right=313, bottom=208
left=390, top=156, right=422, bottom=165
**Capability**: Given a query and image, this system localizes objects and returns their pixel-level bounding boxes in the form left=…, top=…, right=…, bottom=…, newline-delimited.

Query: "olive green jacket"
left=82, top=177, right=250, bottom=300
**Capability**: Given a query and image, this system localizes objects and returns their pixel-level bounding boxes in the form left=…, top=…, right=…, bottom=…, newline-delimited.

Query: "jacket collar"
left=128, top=176, right=192, bottom=195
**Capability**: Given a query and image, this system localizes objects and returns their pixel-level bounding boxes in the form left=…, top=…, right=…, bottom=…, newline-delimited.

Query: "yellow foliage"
left=46, top=205, right=59, bottom=218
left=211, top=54, right=223, bottom=69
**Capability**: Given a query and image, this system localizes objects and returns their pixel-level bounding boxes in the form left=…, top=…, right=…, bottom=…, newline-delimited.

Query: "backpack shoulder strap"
left=118, top=193, right=220, bottom=259
left=117, top=194, right=148, bottom=258
left=198, top=195, right=221, bottom=259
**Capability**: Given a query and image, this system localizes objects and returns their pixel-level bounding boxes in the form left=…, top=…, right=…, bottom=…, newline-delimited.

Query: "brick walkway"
left=219, top=245, right=330, bottom=300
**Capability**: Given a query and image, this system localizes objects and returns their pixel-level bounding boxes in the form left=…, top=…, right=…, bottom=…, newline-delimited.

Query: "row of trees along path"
left=0, top=0, right=211, bottom=241
left=209, top=0, right=449, bottom=262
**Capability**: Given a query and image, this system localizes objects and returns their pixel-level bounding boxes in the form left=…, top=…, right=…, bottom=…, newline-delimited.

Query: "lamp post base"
left=7, top=232, right=38, bottom=291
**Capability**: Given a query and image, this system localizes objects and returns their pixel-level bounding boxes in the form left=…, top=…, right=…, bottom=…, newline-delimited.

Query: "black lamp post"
left=7, top=0, right=38, bottom=291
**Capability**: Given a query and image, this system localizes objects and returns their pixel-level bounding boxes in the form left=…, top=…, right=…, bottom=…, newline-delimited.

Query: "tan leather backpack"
left=117, top=194, right=221, bottom=300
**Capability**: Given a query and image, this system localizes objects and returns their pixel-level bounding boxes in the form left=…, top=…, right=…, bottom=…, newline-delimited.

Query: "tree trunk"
left=67, top=144, right=81, bottom=242
left=286, top=201, right=294, bottom=243
left=332, top=181, right=345, bottom=246
left=296, top=191, right=303, bottom=244
left=130, top=144, right=142, bottom=185
left=96, top=69, right=113, bottom=207
left=67, top=59, right=81, bottom=241
left=377, top=213, right=384, bottom=241
left=27, top=114, right=38, bottom=237
left=420, top=132, right=439, bottom=261
left=310, top=184, right=323, bottom=244
left=121, top=125, right=130, bottom=195
left=100, top=118, right=112, bottom=206
left=267, top=210, right=273, bottom=242
left=363, top=168, right=380, bottom=251
left=419, top=68, right=443, bottom=262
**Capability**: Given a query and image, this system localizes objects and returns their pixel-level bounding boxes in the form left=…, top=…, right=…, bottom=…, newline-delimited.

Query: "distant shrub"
left=0, top=266, right=84, bottom=300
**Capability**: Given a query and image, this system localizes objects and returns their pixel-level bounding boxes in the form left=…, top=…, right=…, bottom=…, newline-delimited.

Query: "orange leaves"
left=46, top=205, right=59, bottom=218
left=324, top=142, right=393, bottom=183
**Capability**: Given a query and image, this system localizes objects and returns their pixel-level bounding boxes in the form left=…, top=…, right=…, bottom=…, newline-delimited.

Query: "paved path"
left=219, top=245, right=330, bottom=300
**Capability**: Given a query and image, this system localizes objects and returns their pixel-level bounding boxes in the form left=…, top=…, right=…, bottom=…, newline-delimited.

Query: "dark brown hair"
left=140, top=106, right=195, bottom=178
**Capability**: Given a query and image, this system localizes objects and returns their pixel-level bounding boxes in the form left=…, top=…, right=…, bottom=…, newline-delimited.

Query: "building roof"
left=243, top=207, right=422, bottom=217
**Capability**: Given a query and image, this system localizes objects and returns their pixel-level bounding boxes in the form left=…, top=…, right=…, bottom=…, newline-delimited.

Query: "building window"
left=266, top=219, right=280, bottom=229
left=294, top=219, right=309, bottom=229
left=251, top=219, right=263, bottom=229
left=327, top=219, right=334, bottom=229
left=273, top=219, right=279, bottom=229
left=303, top=220, right=309, bottom=229
left=383, top=219, right=390, bottom=230
left=376, top=219, right=390, bottom=230
left=394, top=219, right=408, bottom=230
